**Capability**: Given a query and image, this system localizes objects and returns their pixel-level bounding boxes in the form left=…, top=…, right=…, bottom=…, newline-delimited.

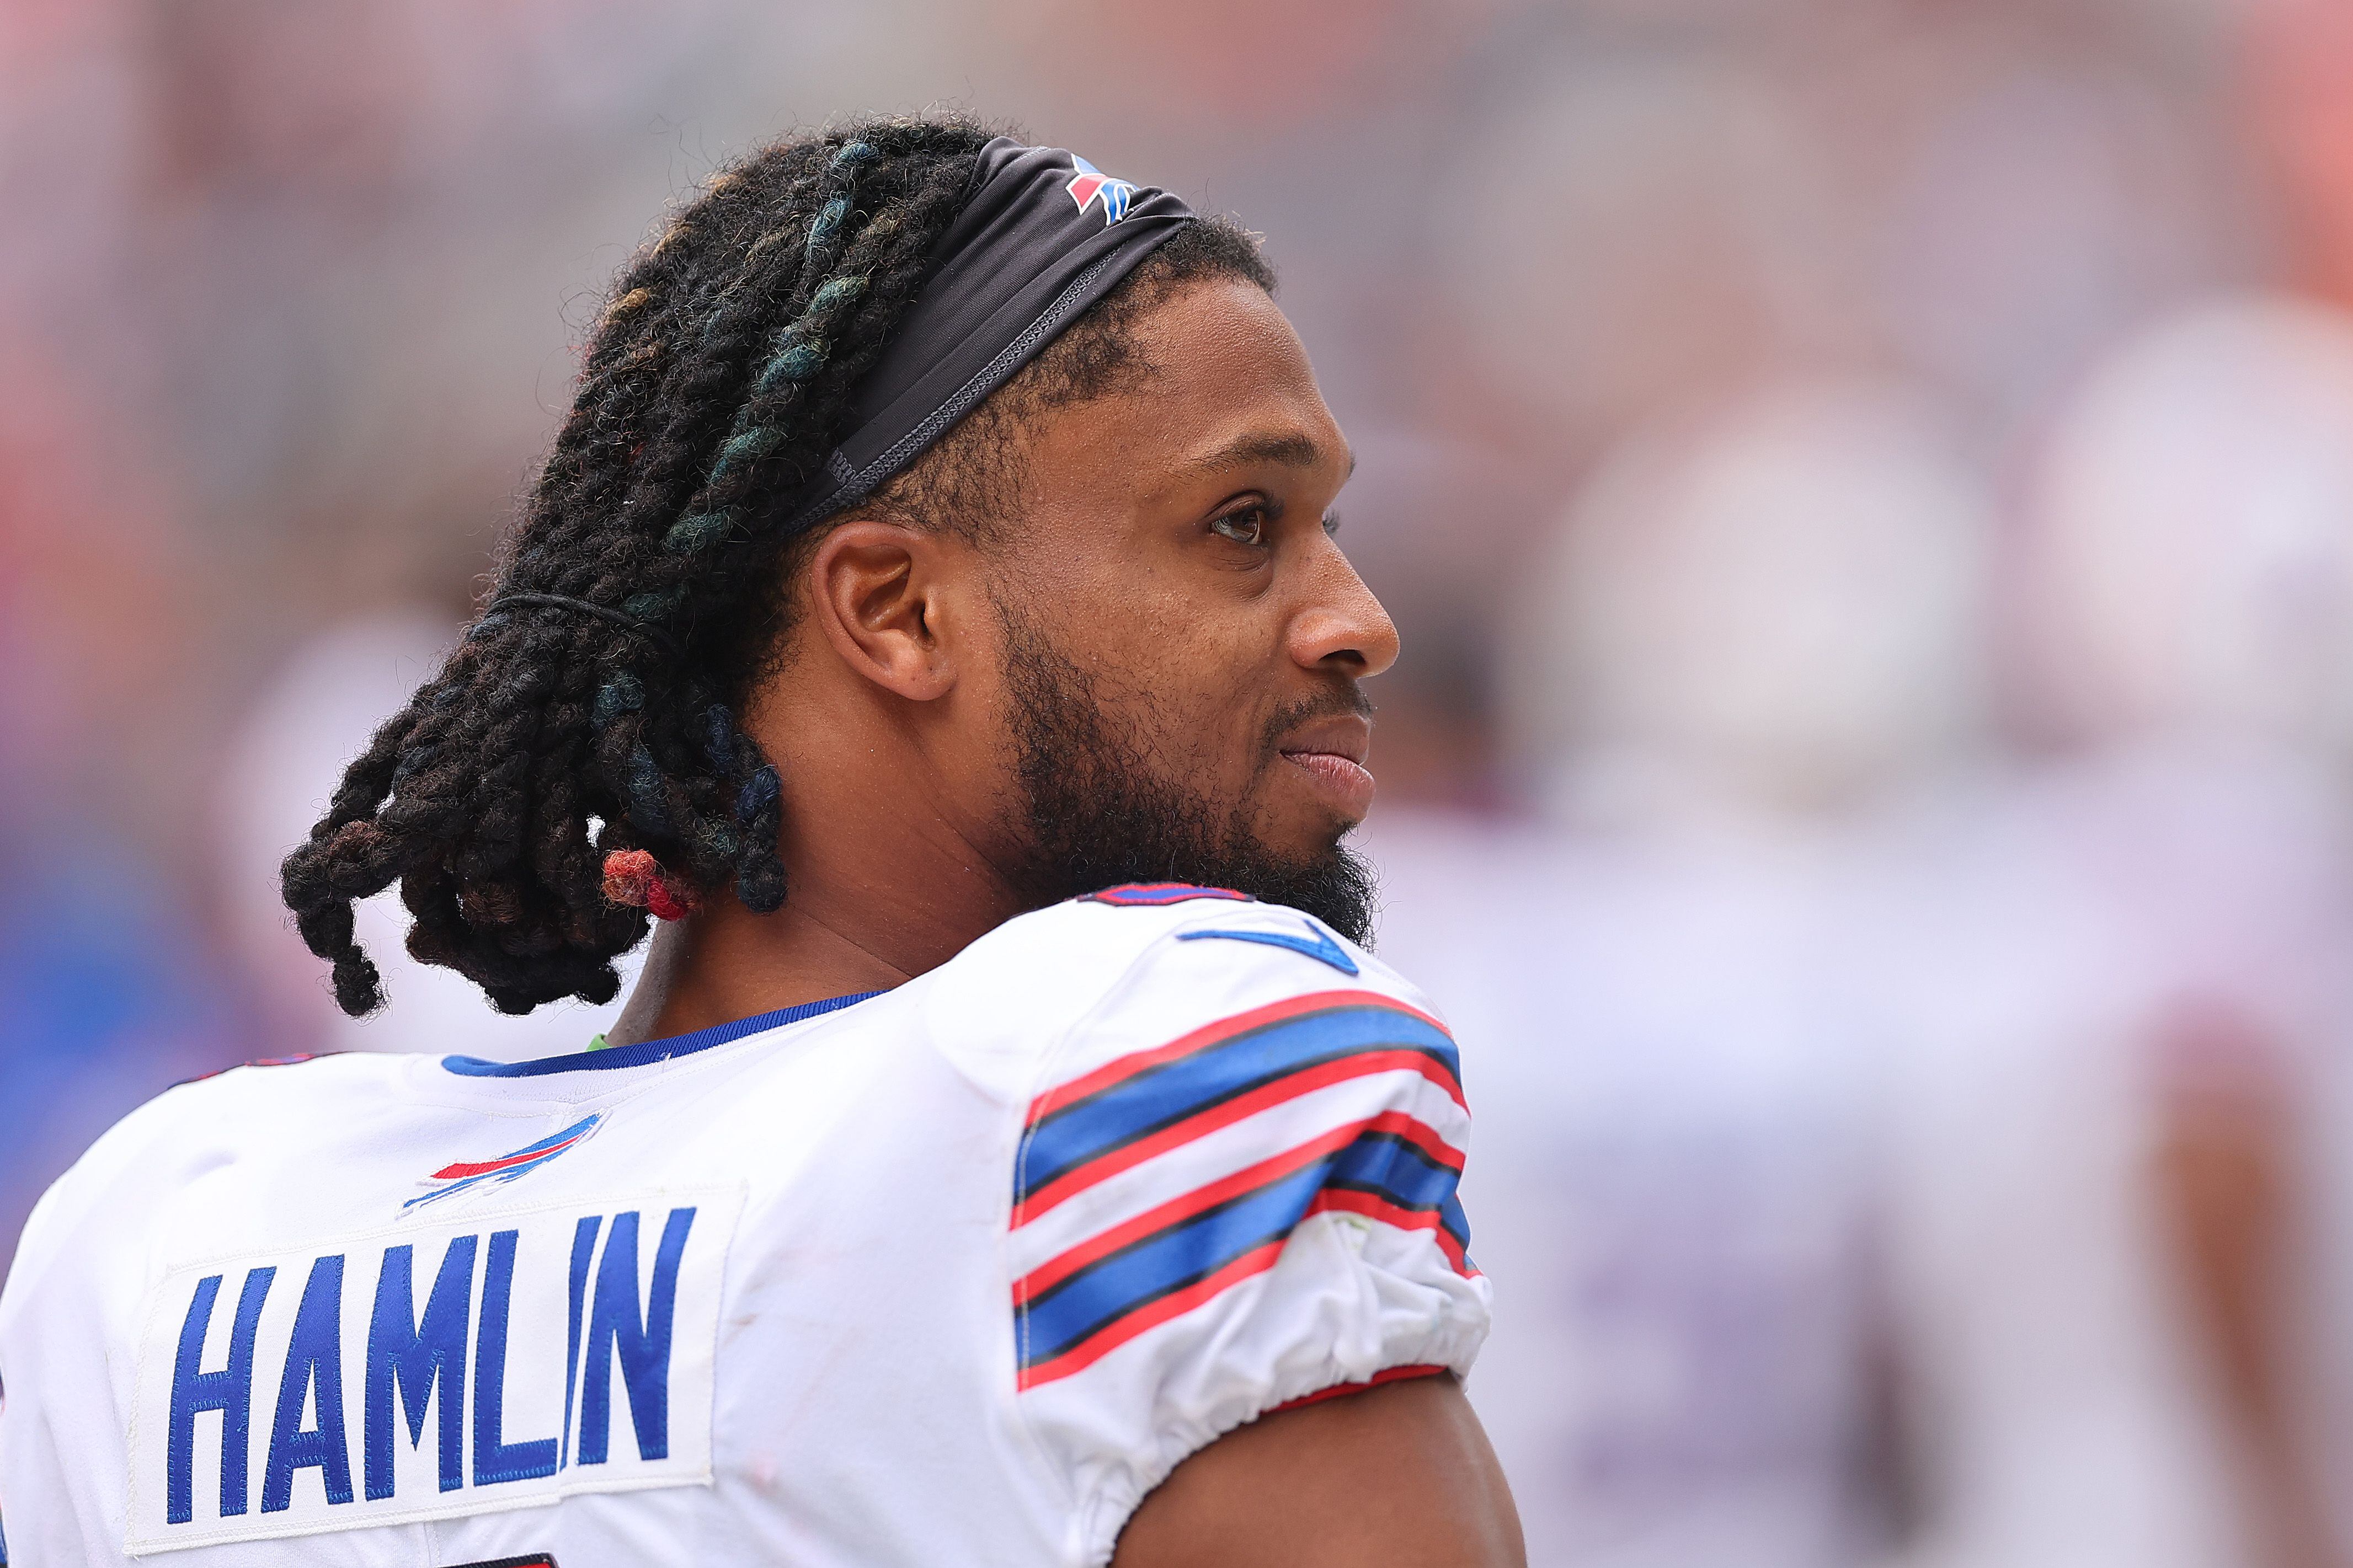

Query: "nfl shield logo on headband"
left=1065, top=155, right=1138, bottom=226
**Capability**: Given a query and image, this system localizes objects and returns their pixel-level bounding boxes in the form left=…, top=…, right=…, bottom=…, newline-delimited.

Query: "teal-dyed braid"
left=663, top=137, right=883, bottom=561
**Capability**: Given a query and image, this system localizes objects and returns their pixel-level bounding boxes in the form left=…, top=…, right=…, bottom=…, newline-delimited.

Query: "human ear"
left=804, top=520, right=963, bottom=702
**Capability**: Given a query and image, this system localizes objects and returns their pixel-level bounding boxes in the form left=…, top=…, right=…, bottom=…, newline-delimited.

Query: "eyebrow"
left=1189, top=430, right=1356, bottom=478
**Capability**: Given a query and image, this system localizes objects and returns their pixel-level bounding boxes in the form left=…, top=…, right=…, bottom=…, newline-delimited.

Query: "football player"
left=0, top=119, right=1519, bottom=1566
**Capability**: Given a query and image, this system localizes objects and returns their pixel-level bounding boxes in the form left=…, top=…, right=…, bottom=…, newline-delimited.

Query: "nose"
left=1288, top=538, right=1401, bottom=679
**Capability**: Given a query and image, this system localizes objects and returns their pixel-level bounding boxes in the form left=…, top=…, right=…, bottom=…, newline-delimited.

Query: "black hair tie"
left=482, top=593, right=684, bottom=659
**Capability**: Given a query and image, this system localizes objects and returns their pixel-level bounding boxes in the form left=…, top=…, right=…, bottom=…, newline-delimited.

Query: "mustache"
left=1258, top=684, right=1375, bottom=758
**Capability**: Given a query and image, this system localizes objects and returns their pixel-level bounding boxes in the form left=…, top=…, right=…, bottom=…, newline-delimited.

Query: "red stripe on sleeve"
left=1306, top=1189, right=1478, bottom=1277
left=1013, top=1110, right=1464, bottom=1298
left=1015, top=1052, right=1465, bottom=1225
left=1016, top=1239, right=1289, bottom=1389
left=1027, top=989, right=1453, bottom=1125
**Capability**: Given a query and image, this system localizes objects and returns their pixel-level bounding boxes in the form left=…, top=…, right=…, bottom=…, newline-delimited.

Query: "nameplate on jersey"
left=123, top=1186, right=742, bottom=1555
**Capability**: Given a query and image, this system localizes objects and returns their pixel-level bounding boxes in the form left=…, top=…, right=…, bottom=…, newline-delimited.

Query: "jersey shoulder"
left=2, top=1054, right=403, bottom=1310
left=962, top=889, right=1486, bottom=1566
left=913, top=883, right=1442, bottom=1103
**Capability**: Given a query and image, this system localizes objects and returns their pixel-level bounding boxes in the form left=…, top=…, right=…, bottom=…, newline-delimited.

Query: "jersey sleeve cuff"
left=1053, top=1210, right=1493, bottom=1568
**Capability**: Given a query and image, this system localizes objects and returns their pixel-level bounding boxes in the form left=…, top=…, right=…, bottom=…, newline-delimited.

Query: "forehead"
left=1021, top=277, right=1349, bottom=502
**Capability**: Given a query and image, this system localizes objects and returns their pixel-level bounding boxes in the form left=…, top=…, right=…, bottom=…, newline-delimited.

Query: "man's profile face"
left=978, top=276, right=1398, bottom=940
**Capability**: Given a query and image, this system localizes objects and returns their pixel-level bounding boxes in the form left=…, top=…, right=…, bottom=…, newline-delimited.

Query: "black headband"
left=780, top=136, right=1196, bottom=533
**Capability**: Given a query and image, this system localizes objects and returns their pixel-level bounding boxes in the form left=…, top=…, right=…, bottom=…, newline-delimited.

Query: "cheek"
left=1052, top=559, right=1281, bottom=791
left=1127, top=676, right=1265, bottom=782
left=1105, top=637, right=1271, bottom=790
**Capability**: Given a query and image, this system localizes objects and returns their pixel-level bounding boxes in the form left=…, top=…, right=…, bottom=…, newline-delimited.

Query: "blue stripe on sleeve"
left=1018, top=1131, right=1469, bottom=1368
left=1324, top=1133, right=1464, bottom=1219
left=1440, top=1193, right=1472, bottom=1258
left=1022, top=1164, right=1325, bottom=1364
left=1022, top=1003, right=1459, bottom=1197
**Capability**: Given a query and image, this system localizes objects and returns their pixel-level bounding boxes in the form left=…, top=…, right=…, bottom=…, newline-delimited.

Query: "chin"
left=1255, top=800, right=1360, bottom=863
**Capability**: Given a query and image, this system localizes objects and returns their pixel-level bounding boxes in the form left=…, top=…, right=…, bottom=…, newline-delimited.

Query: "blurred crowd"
left=8, top=1, right=2353, bottom=1563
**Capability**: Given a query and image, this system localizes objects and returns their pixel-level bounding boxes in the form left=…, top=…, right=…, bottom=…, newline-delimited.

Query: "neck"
left=606, top=769, right=1031, bottom=1051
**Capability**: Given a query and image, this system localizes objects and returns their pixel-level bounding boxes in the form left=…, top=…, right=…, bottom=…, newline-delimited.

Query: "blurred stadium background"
left=8, top=1, right=2353, bottom=1564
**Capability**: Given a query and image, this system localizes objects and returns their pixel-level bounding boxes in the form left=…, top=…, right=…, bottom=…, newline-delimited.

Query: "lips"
left=1278, top=714, right=1376, bottom=818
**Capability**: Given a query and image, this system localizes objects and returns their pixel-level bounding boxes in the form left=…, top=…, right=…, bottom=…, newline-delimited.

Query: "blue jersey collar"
left=441, top=989, right=887, bottom=1078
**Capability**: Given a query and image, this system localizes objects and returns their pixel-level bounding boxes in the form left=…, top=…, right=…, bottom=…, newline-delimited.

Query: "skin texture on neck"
left=608, top=275, right=1392, bottom=1048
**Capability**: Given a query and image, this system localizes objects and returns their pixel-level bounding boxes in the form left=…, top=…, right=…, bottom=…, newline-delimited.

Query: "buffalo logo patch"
left=406, top=1114, right=602, bottom=1211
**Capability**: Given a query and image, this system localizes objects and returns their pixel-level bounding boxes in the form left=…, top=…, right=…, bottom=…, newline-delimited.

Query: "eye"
left=1209, top=504, right=1271, bottom=547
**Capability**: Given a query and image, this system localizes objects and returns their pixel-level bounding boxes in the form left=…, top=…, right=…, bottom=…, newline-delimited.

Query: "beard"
left=993, top=598, right=1378, bottom=947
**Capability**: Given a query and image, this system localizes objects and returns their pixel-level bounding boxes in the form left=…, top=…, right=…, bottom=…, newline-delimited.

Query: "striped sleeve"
left=1007, top=921, right=1492, bottom=1564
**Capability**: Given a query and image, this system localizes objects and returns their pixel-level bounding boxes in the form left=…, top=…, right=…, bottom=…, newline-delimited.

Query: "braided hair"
left=281, top=114, right=1273, bottom=1018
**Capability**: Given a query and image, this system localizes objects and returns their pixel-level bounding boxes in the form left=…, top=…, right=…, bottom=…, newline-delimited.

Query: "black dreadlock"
left=281, top=114, right=1273, bottom=1018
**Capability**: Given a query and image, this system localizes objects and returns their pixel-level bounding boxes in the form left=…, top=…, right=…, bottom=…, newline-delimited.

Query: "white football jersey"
left=0, top=887, right=1490, bottom=1567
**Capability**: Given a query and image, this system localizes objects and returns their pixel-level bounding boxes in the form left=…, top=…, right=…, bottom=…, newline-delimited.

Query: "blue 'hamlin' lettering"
left=578, top=1206, right=697, bottom=1465
left=365, top=1235, right=476, bottom=1498
left=167, top=1266, right=275, bottom=1524
left=262, top=1254, right=354, bottom=1511
left=471, top=1229, right=559, bottom=1486
left=161, top=1204, right=702, bottom=1526
left=561, top=1214, right=601, bottom=1469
